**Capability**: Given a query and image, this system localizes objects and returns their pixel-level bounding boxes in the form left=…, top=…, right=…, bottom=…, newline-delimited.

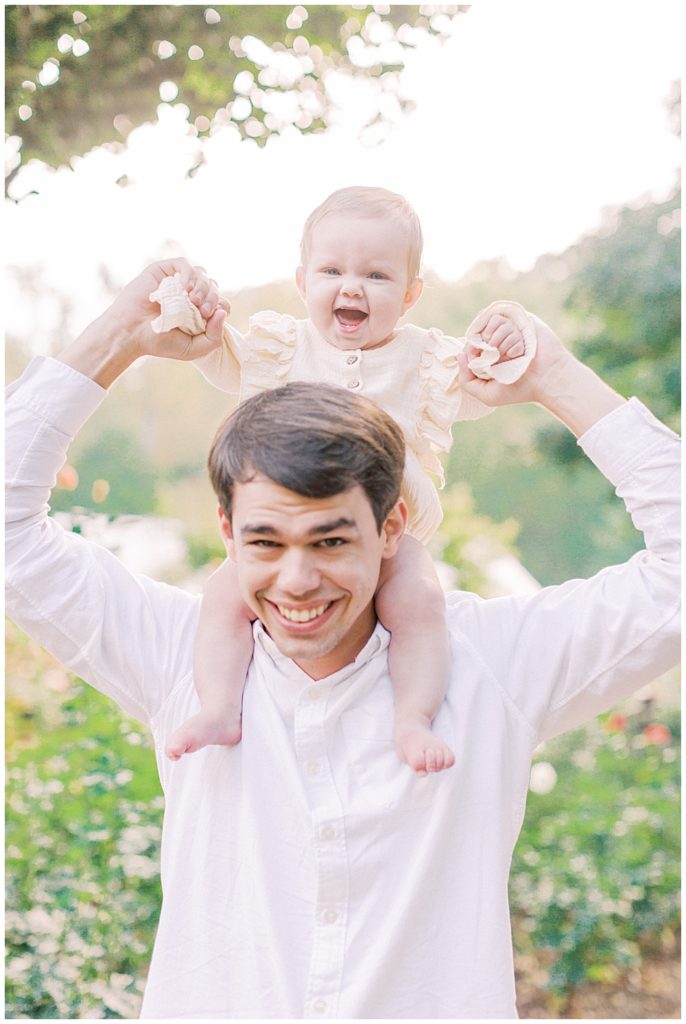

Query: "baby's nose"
left=340, top=276, right=363, bottom=297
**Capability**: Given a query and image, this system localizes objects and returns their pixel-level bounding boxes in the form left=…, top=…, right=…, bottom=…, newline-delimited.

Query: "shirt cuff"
left=577, top=397, right=680, bottom=483
left=6, top=356, right=107, bottom=438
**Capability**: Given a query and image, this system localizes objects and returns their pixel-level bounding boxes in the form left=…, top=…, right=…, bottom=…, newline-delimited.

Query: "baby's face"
left=296, top=214, right=422, bottom=351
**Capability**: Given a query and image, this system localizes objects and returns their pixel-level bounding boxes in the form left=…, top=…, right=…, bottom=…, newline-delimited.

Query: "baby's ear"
left=403, top=277, right=423, bottom=313
left=295, top=266, right=306, bottom=299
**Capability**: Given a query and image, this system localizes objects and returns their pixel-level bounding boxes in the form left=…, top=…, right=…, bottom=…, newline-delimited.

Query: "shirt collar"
left=253, top=618, right=390, bottom=695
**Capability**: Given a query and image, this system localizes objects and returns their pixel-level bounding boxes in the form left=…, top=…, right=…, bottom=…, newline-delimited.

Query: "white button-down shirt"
left=6, top=358, right=680, bottom=1019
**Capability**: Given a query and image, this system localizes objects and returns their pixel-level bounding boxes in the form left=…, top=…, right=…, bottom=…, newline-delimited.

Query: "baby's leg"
left=165, top=559, right=254, bottom=760
left=376, top=535, right=455, bottom=777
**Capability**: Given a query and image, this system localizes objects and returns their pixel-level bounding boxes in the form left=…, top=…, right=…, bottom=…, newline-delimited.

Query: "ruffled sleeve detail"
left=417, top=328, right=466, bottom=486
left=148, top=274, right=298, bottom=398
left=416, top=300, right=538, bottom=482
left=239, top=311, right=298, bottom=399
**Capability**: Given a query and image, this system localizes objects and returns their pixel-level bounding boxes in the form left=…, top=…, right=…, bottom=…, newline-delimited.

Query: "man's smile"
left=267, top=598, right=339, bottom=631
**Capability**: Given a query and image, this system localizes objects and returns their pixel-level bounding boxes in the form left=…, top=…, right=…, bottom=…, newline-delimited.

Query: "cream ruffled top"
left=150, top=275, right=537, bottom=543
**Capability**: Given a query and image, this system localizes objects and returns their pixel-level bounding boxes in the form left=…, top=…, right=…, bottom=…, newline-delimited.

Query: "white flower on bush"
left=91, top=973, right=141, bottom=1018
left=529, top=761, right=557, bottom=795
left=111, top=853, right=159, bottom=879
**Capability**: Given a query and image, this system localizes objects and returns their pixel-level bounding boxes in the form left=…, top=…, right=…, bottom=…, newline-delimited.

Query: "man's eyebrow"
left=308, top=517, right=358, bottom=536
left=240, top=524, right=279, bottom=538
left=240, top=517, right=358, bottom=539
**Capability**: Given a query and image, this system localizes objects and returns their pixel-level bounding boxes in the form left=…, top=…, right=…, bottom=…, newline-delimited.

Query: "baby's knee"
left=377, top=570, right=445, bottom=629
left=410, top=574, right=446, bottom=620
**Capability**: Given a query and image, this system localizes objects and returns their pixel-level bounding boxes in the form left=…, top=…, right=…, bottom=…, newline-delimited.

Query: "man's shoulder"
left=444, top=587, right=524, bottom=655
left=445, top=588, right=486, bottom=618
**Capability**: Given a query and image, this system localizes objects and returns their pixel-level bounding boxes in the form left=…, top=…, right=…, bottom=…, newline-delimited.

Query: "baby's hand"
left=470, top=312, right=525, bottom=363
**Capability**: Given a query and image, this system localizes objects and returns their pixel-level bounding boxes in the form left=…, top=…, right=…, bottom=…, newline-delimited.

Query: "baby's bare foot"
left=395, top=715, right=456, bottom=777
left=165, top=708, right=242, bottom=761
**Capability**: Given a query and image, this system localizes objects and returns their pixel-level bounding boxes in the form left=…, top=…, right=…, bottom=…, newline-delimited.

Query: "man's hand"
left=108, top=259, right=230, bottom=361
left=59, top=259, right=230, bottom=388
left=460, top=309, right=625, bottom=436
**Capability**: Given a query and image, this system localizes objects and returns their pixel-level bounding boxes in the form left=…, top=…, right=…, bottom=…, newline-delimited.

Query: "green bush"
left=511, top=707, right=680, bottom=1009
left=6, top=662, right=161, bottom=1019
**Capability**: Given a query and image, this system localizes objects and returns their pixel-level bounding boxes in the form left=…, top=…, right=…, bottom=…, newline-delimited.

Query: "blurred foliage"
left=5, top=620, right=162, bottom=1019
left=5, top=3, right=468, bottom=191
left=537, top=188, right=681, bottom=466
left=434, top=481, right=520, bottom=593
left=511, top=702, right=680, bottom=1015
left=51, top=428, right=158, bottom=516
left=446, top=401, right=644, bottom=585
left=6, top=618, right=679, bottom=1017
left=569, top=191, right=680, bottom=430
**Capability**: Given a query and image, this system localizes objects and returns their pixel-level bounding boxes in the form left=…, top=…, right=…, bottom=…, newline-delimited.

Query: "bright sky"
left=5, top=2, right=681, bottom=345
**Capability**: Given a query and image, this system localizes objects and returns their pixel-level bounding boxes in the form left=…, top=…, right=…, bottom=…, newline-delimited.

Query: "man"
left=6, top=259, right=680, bottom=1018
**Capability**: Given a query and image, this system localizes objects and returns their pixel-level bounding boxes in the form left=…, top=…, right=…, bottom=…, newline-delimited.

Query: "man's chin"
left=266, top=625, right=342, bottom=665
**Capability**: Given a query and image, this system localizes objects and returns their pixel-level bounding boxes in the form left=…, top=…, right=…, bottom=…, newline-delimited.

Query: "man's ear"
left=402, top=277, right=423, bottom=315
left=217, top=503, right=236, bottom=560
left=295, top=265, right=306, bottom=300
left=381, top=499, right=408, bottom=559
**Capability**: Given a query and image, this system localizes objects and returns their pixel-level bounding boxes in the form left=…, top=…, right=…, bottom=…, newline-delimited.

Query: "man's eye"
left=249, top=539, right=280, bottom=548
left=316, top=537, right=347, bottom=548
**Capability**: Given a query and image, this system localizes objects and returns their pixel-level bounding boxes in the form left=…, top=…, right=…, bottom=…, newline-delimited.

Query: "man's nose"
left=278, top=549, right=321, bottom=596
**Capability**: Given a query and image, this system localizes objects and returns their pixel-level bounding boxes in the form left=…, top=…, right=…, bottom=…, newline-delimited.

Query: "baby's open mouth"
left=335, top=308, right=368, bottom=329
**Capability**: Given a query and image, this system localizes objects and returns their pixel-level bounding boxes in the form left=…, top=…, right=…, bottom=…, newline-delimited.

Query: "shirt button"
left=324, top=909, right=338, bottom=924
left=346, top=354, right=358, bottom=365
left=321, top=825, right=336, bottom=840
left=347, top=379, right=360, bottom=389
left=313, top=1000, right=327, bottom=1015
left=307, top=688, right=321, bottom=700
left=306, top=760, right=320, bottom=775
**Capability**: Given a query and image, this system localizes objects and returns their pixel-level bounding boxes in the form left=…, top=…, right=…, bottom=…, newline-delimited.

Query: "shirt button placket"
left=295, top=687, right=348, bottom=1018
left=342, top=350, right=362, bottom=391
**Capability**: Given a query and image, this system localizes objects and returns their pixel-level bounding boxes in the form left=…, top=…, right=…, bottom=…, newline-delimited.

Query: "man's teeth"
left=278, top=603, right=330, bottom=623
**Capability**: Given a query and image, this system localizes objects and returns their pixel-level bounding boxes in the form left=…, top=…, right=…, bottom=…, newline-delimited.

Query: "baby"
left=154, top=186, right=536, bottom=776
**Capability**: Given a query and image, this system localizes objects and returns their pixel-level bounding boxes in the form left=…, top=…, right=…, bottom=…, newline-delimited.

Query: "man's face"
left=220, top=475, right=406, bottom=679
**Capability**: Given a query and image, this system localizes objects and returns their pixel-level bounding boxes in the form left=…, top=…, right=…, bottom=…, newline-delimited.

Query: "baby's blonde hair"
left=300, top=186, right=423, bottom=281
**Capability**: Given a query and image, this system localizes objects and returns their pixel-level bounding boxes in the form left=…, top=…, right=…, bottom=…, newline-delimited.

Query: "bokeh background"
left=5, top=4, right=680, bottom=1018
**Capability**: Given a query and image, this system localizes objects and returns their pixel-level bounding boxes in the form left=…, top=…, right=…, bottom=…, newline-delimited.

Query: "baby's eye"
left=322, top=267, right=340, bottom=276
left=368, top=271, right=387, bottom=280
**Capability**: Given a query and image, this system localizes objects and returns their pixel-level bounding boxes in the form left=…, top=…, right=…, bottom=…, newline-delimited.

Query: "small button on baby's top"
left=346, top=354, right=358, bottom=365
left=347, top=380, right=360, bottom=389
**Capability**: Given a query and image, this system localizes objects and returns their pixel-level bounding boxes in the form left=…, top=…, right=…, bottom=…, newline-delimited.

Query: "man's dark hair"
left=208, top=382, right=405, bottom=532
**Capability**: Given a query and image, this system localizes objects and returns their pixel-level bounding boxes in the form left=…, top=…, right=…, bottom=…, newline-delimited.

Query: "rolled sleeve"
left=6, top=358, right=198, bottom=726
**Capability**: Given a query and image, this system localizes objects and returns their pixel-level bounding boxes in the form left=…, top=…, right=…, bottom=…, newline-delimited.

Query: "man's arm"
left=6, top=260, right=229, bottom=724
left=453, top=312, right=680, bottom=741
